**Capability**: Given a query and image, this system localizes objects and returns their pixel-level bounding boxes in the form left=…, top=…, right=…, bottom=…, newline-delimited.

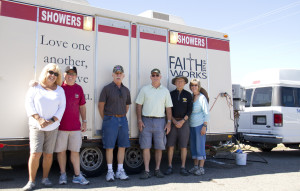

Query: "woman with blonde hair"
left=23, top=63, right=66, bottom=191
left=188, top=78, right=209, bottom=176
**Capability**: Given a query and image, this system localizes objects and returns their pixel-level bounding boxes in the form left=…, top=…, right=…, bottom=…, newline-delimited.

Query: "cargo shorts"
left=139, top=117, right=166, bottom=150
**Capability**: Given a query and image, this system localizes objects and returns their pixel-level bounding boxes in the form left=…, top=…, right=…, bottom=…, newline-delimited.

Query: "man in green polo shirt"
left=136, top=68, right=173, bottom=179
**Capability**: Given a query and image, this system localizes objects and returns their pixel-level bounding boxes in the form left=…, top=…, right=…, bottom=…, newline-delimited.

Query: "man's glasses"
left=67, top=72, right=77, bottom=76
left=151, top=74, right=160, bottom=77
left=48, top=70, right=59, bottom=77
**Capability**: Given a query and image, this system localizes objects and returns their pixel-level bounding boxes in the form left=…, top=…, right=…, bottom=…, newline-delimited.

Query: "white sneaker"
left=194, top=167, right=205, bottom=176
left=188, top=166, right=199, bottom=174
left=116, top=169, right=129, bottom=180
left=59, top=173, right=67, bottom=185
left=72, top=172, right=89, bottom=185
left=106, top=170, right=115, bottom=182
left=22, top=181, right=35, bottom=191
left=41, top=178, right=53, bottom=187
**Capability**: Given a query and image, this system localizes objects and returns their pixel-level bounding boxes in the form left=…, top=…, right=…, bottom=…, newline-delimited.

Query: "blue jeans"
left=102, top=115, right=130, bottom=149
left=189, top=124, right=206, bottom=160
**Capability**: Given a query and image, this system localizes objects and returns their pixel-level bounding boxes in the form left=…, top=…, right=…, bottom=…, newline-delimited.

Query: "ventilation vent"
left=138, top=10, right=185, bottom=25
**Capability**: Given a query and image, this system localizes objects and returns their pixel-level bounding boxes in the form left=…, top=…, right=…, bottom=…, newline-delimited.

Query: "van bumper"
left=242, top=133, right=283, bottom=144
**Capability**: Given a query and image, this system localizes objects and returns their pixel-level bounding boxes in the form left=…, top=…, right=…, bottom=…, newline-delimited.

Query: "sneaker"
left=22, top=181, right=35, bottom=191
left=59, top=173, right=67, bottom=185
left=194, top=167, right=205, bottom=176
left=116, top=169, right=129, bottom=180
left=41, top=178, right=53, bottom=187
left=164, top=166, right=173, bottom=175
left=72, top=173, right=89, bottom=185
left=188, top=166, right=199, bottom=174
left=140, top=170, right=151, bottom=179
left=180, top=167, right=189, bottom=176
left=154, top=169, right=164, bottom=178
left=106, top=170, right=115, bottom=182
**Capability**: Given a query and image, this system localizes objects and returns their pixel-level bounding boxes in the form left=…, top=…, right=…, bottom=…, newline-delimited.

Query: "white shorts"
left=54, top=130, right=82, bottom=152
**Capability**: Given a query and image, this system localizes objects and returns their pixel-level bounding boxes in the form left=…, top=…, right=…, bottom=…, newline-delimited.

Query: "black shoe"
left=140, top=171, right=151, bottom=179
left=154, top=169, right=164, bottom=178
left=180, top=167, right=189, bottom=176
left=164, top=166, right=173, bottom=175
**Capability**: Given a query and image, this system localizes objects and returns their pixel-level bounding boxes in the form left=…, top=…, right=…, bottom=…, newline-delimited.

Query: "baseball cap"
left=65, top=66, right=77, bottom=74
left=151, top=68, right=161, bottom=74
left=113, top=65, right=124, bottom=73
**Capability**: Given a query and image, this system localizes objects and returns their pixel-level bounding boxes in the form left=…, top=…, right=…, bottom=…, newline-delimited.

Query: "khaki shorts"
left=29, top=126, right=58, bottom=154
left=54, top=130, right=82, bottom=152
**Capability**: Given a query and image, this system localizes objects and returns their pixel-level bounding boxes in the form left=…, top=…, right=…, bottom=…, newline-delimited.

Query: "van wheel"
left=123, top=146, right=144, bottom=174
left=79, top=147, right=106, bottom=177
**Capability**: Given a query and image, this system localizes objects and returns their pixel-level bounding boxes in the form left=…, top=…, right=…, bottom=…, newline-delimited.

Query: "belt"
left=106, top=114, right=126, bottom=118
left=174, top=118, right=184, bottom=120
left=142, top=116, right=165, bottom=119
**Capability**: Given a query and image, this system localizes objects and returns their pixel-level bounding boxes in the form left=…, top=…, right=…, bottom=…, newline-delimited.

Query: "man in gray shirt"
left=98, top=65, right=131, bottom=182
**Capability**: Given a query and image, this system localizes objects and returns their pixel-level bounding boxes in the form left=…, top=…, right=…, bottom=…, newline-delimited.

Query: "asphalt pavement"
left=1, top=147, right=300, bottom=191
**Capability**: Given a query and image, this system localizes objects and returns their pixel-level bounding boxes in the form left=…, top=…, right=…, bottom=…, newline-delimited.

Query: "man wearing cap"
left=136, top=68, right=173, bottom=179
left=98, top=65, right=131, bottom=182
left=164, top=75, right=193, bottom=176
left=55, top=66, right=89, bottom=185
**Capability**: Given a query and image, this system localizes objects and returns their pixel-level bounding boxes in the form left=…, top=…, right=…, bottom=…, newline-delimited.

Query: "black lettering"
left=169, top=56, right=175, bottom=69
left=175, top=57, right=183, bottom=70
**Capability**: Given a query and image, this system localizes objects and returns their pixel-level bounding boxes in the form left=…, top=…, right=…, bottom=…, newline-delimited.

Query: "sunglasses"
left=190, top=84, right=198, bottom=87
left=67, top=72, right=77, bottom=76
left=48, top=70, right=59, bottom=77
left=151, top=74, right=160, bottom=77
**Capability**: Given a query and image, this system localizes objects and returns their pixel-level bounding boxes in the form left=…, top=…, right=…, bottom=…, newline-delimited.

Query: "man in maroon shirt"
left=54, top=66, right=89, bottom=185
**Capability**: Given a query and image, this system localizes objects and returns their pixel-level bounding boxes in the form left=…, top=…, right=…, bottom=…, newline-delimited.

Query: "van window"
left=252, top=87, right=272, bottom=107
left=245, top=89, right=253, bottom=107
left=281, top=87, right=295, bottom=107
left=297, top=88, right=300, bottom=106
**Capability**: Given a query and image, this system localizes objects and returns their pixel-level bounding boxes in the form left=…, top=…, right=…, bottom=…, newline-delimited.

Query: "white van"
left=238, top=69, right=300, bottom=151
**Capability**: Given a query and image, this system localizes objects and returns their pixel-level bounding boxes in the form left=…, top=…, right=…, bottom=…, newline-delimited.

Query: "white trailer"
left=238, top=69, right=300, bottom=151
left=0, top=0, right=234, bottom=176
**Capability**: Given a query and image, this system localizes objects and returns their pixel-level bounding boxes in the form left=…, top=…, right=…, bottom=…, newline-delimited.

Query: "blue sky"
left=87, top=0, right=300, bottom=83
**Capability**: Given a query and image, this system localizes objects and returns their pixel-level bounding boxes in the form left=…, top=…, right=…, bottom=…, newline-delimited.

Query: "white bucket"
left=235, top=153, right=247, bottom=165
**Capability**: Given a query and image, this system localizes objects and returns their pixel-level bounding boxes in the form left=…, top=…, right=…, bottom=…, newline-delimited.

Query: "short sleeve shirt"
left=60, top=82, right=86, bottom=131
left=99, top=82, right=131, bottom=115
left=135, top=84, right=173, bottom=117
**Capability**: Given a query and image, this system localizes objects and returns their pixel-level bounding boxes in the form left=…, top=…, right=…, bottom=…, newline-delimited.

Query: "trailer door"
left=137, top=25, right=168, bottom=89
left=95, top=17, right=131, bottom=136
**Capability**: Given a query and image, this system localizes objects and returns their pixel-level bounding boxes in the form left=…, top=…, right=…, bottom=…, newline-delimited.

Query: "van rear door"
left=250, top=87, right=274, bottom=134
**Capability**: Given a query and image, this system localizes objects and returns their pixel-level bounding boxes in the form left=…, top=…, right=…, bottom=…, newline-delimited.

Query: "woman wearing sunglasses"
left=23, top=63, right=66, bottom=191
left=188, top=78, right=209, bottom=176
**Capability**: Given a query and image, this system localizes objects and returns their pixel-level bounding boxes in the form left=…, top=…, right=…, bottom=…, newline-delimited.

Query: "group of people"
left=23, top=63, right=209, bottom=191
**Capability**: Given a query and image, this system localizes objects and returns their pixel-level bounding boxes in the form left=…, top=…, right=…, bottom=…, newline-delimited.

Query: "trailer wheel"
left=80, top=147, right=106, bottom=177
left=258, top=147, right=273, bottom=152
left=123, top=146, right=144, bottom=174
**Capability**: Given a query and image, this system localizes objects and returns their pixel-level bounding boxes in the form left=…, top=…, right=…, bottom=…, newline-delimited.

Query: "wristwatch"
left=51, top=117, right=55, bottom=123
left=82, top=120, right=87, bottom=123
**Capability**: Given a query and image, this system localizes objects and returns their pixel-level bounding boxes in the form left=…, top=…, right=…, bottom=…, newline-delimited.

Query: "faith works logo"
left=169, top=53, right=207, bottom=79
